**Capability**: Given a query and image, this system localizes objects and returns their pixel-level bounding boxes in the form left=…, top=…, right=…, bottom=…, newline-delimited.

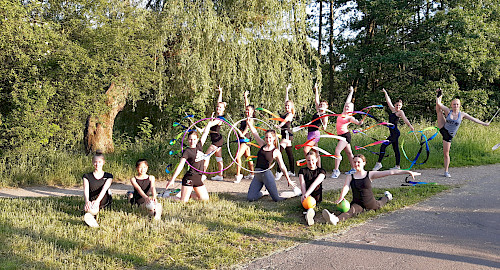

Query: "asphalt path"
left=240, top=164, right=500, bottom=270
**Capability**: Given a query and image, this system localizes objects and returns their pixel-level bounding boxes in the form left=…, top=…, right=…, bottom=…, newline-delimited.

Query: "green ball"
left=336, top=199, right=350, bottom=213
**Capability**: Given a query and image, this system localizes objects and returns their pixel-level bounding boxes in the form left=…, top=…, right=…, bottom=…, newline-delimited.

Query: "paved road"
left=240, top=165, right=500, bottom=270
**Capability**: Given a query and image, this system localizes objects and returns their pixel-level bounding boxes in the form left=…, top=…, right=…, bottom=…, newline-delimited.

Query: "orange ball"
left=302, top=196, right=316, bottom=209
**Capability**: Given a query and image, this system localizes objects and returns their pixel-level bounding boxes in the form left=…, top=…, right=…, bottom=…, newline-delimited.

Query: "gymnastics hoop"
left=226, top=117, right=276, bottom=174
left=181, top=117, right=240, bottom=174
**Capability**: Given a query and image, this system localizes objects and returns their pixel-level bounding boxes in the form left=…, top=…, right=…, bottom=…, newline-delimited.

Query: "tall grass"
left=0, top=185, right=450, bottom=269
left=0, top=121, right=498, bottom=187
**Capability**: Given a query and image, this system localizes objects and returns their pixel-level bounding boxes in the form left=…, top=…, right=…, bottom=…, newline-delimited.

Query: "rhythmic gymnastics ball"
left=336, top=199, right=350, bottom=213
left=302, top=196, right=316, bottom=209
left=145, top=201, right=156, bottom=211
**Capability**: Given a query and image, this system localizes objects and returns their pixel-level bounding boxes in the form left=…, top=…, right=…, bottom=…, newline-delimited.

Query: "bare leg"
left=436, top=99, right=446, bottom=129
left=334, top=140, right=348, bottom=170
left=193, top=186, right=209, bottom=201
left=443, top=140, right=451, bottom=172
left=236, top=143, right=250, bottom=176
left=180, top=185, right=194, bottom=202
left=343, top=143, right=355, bottom=169
left=215, top=148, right=223, bottom=177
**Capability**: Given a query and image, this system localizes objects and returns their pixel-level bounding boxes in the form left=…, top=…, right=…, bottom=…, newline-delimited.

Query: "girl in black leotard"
left=299, top=150, right=327, bottom=226
left=234, top=90, right=256, bottom=183
left=322, top=154, right=420, bottom=225
left=373, top=89, right=414, bottom=171
left=83, top=151, right=113, bottom=227
left=247, top=118, right=297, bottom=202
left=275, top=84, right=296, bottom=180
left=128, top=159, right=162, bottom=220
left=205, top=85, right=226, bottom=181
left=166, top=121, right=215, bottom=202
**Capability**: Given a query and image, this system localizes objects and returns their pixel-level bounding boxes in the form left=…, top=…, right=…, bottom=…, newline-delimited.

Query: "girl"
left=234, top=90, right=255, bottom=183
left=275, top=84, right=296, bottom=180
left=322, top=154, right=420, bottom=225
left=83, top=151, right=113, bottom=228
left=302, top=83, right=329, bottom=168
left=299, top=151, right=327, bottom=226
left=331, top=86, right=363, bottom=178
left=247, top=118, right=297, bottom=202
left=373, top=88, right=415, bottom=171
left=435, top=88, right=489, bottom=177
left=205, top=85, right=226, bottom=181
left=128, top=159, right=162, bottom=220
left=166, top=121, right=215, bottom=202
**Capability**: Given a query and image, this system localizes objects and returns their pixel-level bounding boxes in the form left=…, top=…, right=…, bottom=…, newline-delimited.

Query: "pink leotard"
left=336, top=115, right=351, bottom=135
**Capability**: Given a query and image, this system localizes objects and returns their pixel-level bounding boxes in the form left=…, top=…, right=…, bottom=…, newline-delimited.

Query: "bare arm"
left=244, top=90, right=249, bottom=107
left=94, top=177, right=112, bottom=204
left=217, top=85, right=223, bottom=103
left=150, top=176, right=157, bottom=201
left=314, top=83, right=320, bottom=109
left=335, top=175, right=352, bottom=204
left=382, top=88, right=396, bottom=112
left=344, top=86, right=354, bottom=108
left=463, top=112, right=489, bottom=126
left=274, top=149, right=296, bottom=187
left=349, top=115, right=363, bottom=126
left=369, top=169, right=421, bottom=180
left=398, top=110, right=415, bottom=131
left=83, top=177, right=91, bottom=211
left=248, top=118, right=265, bottom=146
left=166, top=158, right=187, bottom=189
left=199, top=120, right=215, bottom=145
left=303, top=173, right=326, bottom=200
left=285, top=84, right=291, bottom=102
left=276, top=112, right=295, bottom=129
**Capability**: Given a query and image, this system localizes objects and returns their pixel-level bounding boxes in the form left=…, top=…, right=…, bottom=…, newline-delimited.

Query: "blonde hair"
left=285, top=100, right=295, bottom=115
left=353, top=154, right=366, bottom=163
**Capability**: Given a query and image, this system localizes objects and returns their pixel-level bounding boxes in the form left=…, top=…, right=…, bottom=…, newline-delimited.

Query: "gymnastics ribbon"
left=294, top=138, right=316, bottom=150
left=256, top=108, right=280, bottom=119
left=195, top=146, right=221, bottom=162
left=401, top=127, right=439, bottom=169
left=292, top=113, right=343, bottom=133
left=311, top=146, right=341, bottom=160
left=245, top=155, right=257, bottom=162
left=354, top=140, right=390, bottom=151
left=296, top=159, right=307, bottom=167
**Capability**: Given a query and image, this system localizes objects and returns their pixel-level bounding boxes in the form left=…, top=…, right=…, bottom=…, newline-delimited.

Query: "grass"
left=0, top=184, right=451, bottom=269
left=0, top=121, right=499, bottom=187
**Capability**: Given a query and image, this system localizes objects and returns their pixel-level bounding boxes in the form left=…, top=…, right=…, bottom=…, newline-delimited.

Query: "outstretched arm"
left=314, top=83, right=320, bottom=110
left=217, top=85, right=223, bottom=103
left=199, top=120, right=215, bottom=146
left=344, top=86, right=354, bottom=108
left=382, top=88, right=395, bottom=112
left=370, top=169, right=421, bottom=180
left=244, top=90, right=250, bottom=107
left=248, top=118, right=265, bottom=146
left=463, top=112, right=489, bottom=126
left=285, top=84, right=291, bottom=102
left=166, top=158, right=187, bottom=189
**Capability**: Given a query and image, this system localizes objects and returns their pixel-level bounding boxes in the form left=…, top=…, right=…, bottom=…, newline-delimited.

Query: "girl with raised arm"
left=275, top=84, right=296, bottom=180
left=331, top=87, right=363, bottom=178
left=303, top=83, right=329, bottom=168
left=165, top=121, right=215, bottom=202
left=323, top=154, right=420, bottom=225
left=234, top=90, right=255, bottom=183
left=247, top=118, right=297, bottom=202
left=435, top=89, right=489, bottom=177
left=205, top=85, right=226, bottom=181
left=373, top=89, right=415, bottom=171
left=83, top=151, right=113, bottom=228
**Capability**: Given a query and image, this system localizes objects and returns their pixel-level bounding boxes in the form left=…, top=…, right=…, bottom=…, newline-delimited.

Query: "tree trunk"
left=318, top=0, right=323, bottom=55
left=328, top=0, right=336, bottom=102
left=84, top=82, right=129, bottom=154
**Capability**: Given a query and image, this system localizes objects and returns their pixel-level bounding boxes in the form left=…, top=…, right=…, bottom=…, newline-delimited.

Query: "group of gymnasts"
left=83, top=86, right=490, bottom=227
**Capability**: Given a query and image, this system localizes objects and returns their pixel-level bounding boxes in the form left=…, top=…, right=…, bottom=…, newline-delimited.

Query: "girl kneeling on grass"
left=128, top=159, right=162, bottom=220
left=322, top=154, right=420, bottom=225
left=246, top=118, right=297, bottom=202
left=165, top=121, right=214, bottom=202
left=299, top=150, right=326, bottom=226
left=83, top=151, right=113, bottom=228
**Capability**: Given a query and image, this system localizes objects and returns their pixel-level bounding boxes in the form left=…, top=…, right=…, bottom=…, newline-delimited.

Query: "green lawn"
left=0, top=184, right=451, bottom=269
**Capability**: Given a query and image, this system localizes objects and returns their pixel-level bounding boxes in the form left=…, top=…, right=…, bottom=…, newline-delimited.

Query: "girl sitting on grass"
left=83, top=151, right=113, bottom=228
left=323, top=154, right=420, bottom=225
left=128, top=159, right=162, bottom=220
left=299, top=150, right=326, bottom=226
